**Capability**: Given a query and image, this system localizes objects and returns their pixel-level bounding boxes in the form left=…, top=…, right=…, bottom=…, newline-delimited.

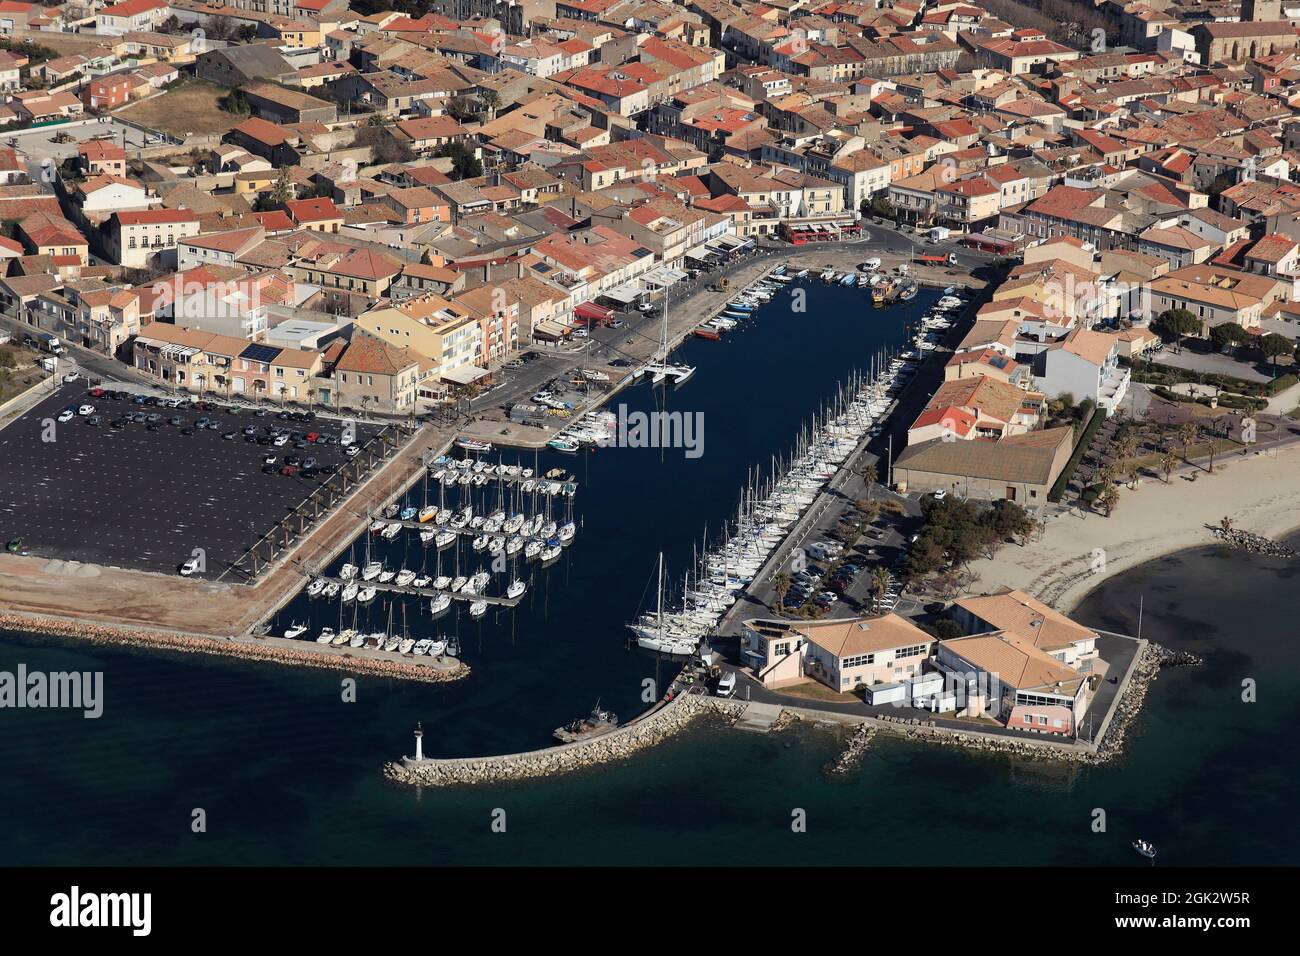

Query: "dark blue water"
left=4, top=280, right=1291, bottom=866
left=259, top=280, right=934, bottom=759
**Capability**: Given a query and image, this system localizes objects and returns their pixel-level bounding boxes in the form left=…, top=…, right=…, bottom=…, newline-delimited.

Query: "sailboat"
left=631, top=554, right=699, bottom=656
left=644, top=286, right=695, bottom=386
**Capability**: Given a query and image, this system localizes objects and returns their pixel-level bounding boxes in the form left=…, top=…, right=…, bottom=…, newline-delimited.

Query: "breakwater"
left=385, top=692, right=746, bottom=786
left=0, top=611, right=469, bottom=684
left=1211, top=526, right=1298, bottom=558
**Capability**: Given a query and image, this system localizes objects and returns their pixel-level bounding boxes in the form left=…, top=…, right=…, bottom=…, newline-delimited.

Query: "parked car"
left=56, top=409, right=74, bottom=423
left=179, top=555, right=201, bottom=577
left=344, top=445, right=361, bottom=458
left=279, top=465, right=299, bottom=477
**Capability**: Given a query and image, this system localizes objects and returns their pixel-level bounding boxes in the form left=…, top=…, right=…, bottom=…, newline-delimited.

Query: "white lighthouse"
left=414, top=722, right=424, bottom=761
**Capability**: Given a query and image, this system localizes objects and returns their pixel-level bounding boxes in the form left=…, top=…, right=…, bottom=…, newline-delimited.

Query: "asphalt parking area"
left=0, top=384, right=380, bottom=578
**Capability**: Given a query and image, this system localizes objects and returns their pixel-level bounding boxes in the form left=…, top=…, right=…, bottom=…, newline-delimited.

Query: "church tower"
left=1242, top=0, right=1282, bottom=21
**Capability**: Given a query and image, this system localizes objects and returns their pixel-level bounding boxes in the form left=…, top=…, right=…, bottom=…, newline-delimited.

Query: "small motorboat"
left=436, top=530, right=457, bottom=549
left=398, top=638, right=416, bottom=655
left=378, top=568, right=396, bottom=583
left=429, top=593, right=451, bottom=616
left=417, top=506, right=437, bottom=523
left=399, top=506, right=417, bottom=521
left=361, top=562, right=382, bottom=581
left=450, top=575, right=468, bottom=592
left=381, top=522, right=402, bottom=540
left=413, top=639, right=433, bottom=656
left=315, top=627, right=335, bottom=645
left=548, top=437, right=580, bottom=453
left=338, top=563, right=358, bottom=581
left=341, top=582, right=359, bottom=602
left=506, top=579, right=526, bottom=600
left=432, top=575, right=451, bottom=590
left=349, top=631, right=366, bottom=648
left=469, top=600, right=488, bottom=619
left=357, top=586, right=377, bottom=604
left=283, top=622, right=308, bottom=640
left=1132, top=839, right=1157, bottom=860
left=412, top=574, right=431, bottom=588
left=323, top=582, right=341, bottom=599
left=395, top=569, right=416, bottom=587
left=306, top=578, right=326, bottom=597
left=427, top=639, right=447, bottom=657
left=332, top=629, right=354, bottom=647
left=455, top=437, right=493, bottom=454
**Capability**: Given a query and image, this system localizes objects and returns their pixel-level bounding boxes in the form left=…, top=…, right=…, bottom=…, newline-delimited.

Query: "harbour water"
left=2, top=279, right=1294, bottom=865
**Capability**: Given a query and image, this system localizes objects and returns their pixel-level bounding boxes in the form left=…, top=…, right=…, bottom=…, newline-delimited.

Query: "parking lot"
left=0, top=384, right=379, bottom=578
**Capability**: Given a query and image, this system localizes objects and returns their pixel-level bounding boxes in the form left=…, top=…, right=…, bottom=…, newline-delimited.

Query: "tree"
left=1178, top=421, right=1198, bottom=462
left=1159, top=450, right=1177, bottom=484
left=479, top=89, right=501, bottom=118
left=1209, top=321, right=1249, bottom=354
left=439, top=141, right=482, bottom=180
left=1097, top=484, right=1120, bottom=517
left=1257, top=332, right=1293, bottom=376
left=267, top=166, right=294, bottom=207
left=351, top=124, right=413, bottom=165
left=870, top=568, right=891, bottom=613
left=221, top=87, right=250, bottom=116
left=1220, top=515, right=1233, bottom=534
left=860, top=461, right=878, bottom=498
left=1154, top=308, right=1201, bottom=354
left=771, top=572, right=791, bottom=611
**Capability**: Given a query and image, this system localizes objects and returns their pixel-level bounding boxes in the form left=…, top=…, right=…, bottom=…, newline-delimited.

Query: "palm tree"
left=860, top=461, right=878, bottom=499
left=1159, top=450, right=1177, bottom=484
left=870, top=567, right=891, bottom=613
left=1219, top=515, right=1233, bottom=534
left=1179, top=421, right=1197, bottom=462
left=1205, top=428, right=1217, bottom=474
left=772, top=571, right=791, bottom=612
left=1097, top=484, right=1120, bottom=517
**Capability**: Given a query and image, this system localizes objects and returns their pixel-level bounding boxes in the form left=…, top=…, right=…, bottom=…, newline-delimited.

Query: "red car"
left=279, top=464, right=299, bottom=477
left=88, top=387, right=105, bottom=398
left=306, top=432, right=320, bottom=443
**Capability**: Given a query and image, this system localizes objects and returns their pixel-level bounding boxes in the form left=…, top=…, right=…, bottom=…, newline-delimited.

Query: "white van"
left=716, top=672, right=736, bottom=698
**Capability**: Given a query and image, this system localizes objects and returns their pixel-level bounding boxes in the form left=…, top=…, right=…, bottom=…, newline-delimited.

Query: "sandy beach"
left=964, top=444, right=1300, bottom=615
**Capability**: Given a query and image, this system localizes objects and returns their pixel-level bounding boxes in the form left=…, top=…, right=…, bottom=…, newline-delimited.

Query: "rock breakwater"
left=1212, top=527, right=1297, bottom=558
left=385, top=693, right=746, bottom=787
left=0, top=612, right=468, bottom=684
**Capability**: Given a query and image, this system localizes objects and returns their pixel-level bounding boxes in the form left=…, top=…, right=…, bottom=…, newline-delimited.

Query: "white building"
left=1036, top=327, right=1130, bottom=412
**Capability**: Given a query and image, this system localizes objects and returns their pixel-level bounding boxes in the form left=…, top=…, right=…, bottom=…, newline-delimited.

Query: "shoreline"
left=960, top=445, right=1300, bottom=616
left=0, top=610, right=469, bottom=683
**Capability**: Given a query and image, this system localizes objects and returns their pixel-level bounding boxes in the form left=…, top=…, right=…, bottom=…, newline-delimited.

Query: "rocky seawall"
left=0, top=612, right=469, bottom=684
left=1211, top=527, right=1298, bottom=558
left=385, top=692, right=746, bottom=787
